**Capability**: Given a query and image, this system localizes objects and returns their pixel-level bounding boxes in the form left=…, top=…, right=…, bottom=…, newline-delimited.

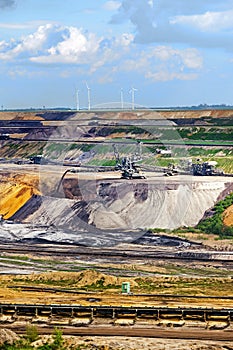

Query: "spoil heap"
left=1, top=172, right=232, bottom=232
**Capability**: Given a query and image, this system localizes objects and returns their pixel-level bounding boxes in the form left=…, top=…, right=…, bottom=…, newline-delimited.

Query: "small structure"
left=0, top=134, right=9, bottom=140
left=122, top=282, right=130, bottom=294
left=30, top=155, right=48, bottom=165
left=156, top=148, right=172, bottom=156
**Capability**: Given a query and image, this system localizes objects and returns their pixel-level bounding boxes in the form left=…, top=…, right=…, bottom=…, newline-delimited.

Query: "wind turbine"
left=120, top=88, right=124, bottom=109
left=75, top=88, right=80, bottom=111
left=86, top=82, right=91, bottom=111
left=129, top=87, right=137, bottom=110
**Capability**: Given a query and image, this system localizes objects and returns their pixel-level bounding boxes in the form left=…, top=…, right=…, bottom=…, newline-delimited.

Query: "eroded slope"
left=0, top=173, right=39, bottom=220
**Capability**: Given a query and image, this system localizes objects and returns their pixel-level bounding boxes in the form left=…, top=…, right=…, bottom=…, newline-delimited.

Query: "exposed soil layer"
left=1, top=109, right=233, bottom=121
left=0, top=329, right=232, bottom=349
left=0, top=173, right=39, bottom=219
left=0, top=112, right=44, bottom=121
left=223, top=204, right=233, bottom=227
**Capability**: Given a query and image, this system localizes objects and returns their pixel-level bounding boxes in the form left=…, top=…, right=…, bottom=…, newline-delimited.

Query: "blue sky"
left=1, top=0, right=233, bottom=109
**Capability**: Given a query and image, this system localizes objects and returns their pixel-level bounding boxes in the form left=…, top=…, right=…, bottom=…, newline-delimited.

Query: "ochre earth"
left=223, top=204, right=233, bottom=227
left=0, top=174, right=39, bottom=219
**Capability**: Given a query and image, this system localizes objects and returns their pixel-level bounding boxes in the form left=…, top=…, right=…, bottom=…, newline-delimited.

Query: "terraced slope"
left=1, top=108, right=233, bottom=122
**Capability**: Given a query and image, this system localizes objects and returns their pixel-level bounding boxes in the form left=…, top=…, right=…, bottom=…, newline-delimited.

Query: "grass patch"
left=134, top=276, right=233, bottom=295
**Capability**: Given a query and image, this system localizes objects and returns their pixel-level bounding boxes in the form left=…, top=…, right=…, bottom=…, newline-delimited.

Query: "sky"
left=1, top=0, right=233, bottom=109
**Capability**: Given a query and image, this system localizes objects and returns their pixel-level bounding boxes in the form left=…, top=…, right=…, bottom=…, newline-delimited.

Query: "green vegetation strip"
left=197, top=193, right=233, bottom=237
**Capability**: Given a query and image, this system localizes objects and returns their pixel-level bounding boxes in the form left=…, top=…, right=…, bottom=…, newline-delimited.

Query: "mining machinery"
left=191, top=160, right=224, bottom=176
left=113, top=142, right=146, bottom=179
left=164, top=163, right=179, bottom=176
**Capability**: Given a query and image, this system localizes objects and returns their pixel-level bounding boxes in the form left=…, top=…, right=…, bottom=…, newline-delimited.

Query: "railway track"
left=9, top=285, right=233, bottom=301
left=1, top=242, right=233, bottom=263
left=7, top=137, right=233, bottom=147
left=1, top=304, right=233, bottom=339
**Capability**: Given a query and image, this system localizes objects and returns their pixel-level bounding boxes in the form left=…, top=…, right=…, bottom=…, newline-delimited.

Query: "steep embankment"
left=223, top=205, right=233, bottom=227
left=0, top=111, right=44, bottom=121
left=83, top=180, right=233, bottom=230
left=0, top=174, right=39, bottom=220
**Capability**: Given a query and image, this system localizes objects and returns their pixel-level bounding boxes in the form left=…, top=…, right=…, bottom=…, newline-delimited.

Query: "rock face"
left=0, top=173, right=39, bottom=220
left=12, top=177, right=232, bottom=231
left=0, top=329, right=19, bottom=346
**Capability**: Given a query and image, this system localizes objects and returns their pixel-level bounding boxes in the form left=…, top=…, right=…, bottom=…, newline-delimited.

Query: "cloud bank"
left=111, top=0, right=233, bottom=49
left=0, top=22, right=203, bottom=82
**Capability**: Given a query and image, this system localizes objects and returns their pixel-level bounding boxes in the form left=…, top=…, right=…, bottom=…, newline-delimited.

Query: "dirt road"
left=3, top=325, right=233, bottom=342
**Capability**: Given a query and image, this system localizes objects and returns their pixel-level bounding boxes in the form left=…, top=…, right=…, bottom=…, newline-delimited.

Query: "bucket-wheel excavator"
left=113, top=142, right=146, bottom=179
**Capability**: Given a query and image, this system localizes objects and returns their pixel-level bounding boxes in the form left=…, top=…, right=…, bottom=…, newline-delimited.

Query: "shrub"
left=25, top=325, right=38, bottom=343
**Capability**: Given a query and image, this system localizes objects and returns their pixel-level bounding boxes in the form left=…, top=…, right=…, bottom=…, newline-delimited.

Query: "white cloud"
left=0, top=23, right=31, bottom=29
left=179, top=48, right=203, bottom=69
left=0, top=22, right=203, bottom=84
left=152, top=46, right=176, bottom=61
left=114, top=33, right=134, bottom=47
left=98, top=70, right=117, bottom=83
left=6, top=66, right=47, bottom=78
left=120, top=45, right=203, bottom=81
left=146, top=71, right=198, bottom=82
left=171, top=10, right=233, bottom=32
left=0, top=24, right=102, bottom=64
left=111, top=0, right=233, bottom=49
left=0, top=21, right=54, bottom=30
left=0, top=23, right=134, bottom=73
left=103, top=1, right=121, bottom=11
left=89, top=34, right=134, bottom=74
left=34, top=27, right=102, bottom=64
left=148, top=0, right=154, bottom=8
left=122, top=55, right=148, bottom=72
left=0, top=24, right=56, bottom=60
left=0, top=40, right=8, bottom=51
left=17, top=24, right=54, bottom=52
left=152, top=46, right=203, bottom=69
